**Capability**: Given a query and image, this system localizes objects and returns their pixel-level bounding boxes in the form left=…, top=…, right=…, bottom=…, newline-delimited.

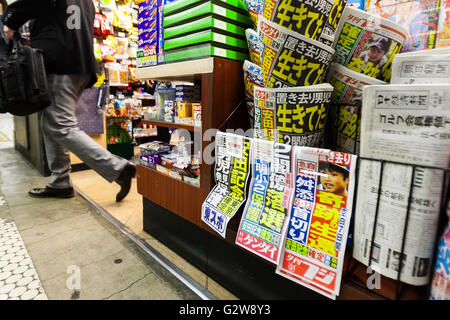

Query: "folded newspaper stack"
left=242, top=0, right=348, bottom=147
left=353, top=79, right=450, bottom=286
left=391, top=47, right=450, bottom=84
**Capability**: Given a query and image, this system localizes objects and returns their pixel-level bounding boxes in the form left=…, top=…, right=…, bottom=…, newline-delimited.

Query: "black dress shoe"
left=115, top=162, right=137, bottom=202
left=29, top=187, right=75, bottom=199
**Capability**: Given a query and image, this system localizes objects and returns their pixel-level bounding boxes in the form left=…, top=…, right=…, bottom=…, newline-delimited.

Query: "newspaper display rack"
left=343, top=157, right=449, bottom=300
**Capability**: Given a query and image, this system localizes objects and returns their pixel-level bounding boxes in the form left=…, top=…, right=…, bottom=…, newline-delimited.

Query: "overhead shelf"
left=135, top=57, right=215, bottom=81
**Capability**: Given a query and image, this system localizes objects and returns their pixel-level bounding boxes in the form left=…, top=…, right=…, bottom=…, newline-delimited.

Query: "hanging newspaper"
left=276, top=147, right=357, bottom=299
left=328, top=62, right=385, bottom=105
left=359, top=84, right=450, bottom=168
left=332, top=6, right=408, bottom=83
left=246, top=29, right=262, bottom=66
left=257, top=16, right=335, bottom=88
left=244, top=0, right=263, bottom=28
left=262, top=0, right=335, bottom=42
left=391, top=52, right=450, bottom=84
left=253, top=84, right=333, bottom=146
left=327, top=63, right=385, bottom=155
left=236, top=139, right=294, bottom=264
left=244, top=60, right=264, bottom=126
left=321, top=0, right=348, bottom=45
left=202, top=132, right=252, bottom=238
left=352, top=84, right=450, bottom=286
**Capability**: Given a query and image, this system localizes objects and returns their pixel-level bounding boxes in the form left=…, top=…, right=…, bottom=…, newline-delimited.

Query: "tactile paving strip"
left=0, top=218, right=48, bottom=300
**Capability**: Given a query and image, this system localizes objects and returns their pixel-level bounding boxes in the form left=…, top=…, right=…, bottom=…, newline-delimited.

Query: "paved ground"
left=0, top=114, right=200, bottom=300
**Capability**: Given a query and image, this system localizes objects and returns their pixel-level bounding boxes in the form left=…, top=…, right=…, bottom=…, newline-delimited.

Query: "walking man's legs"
left=29, top=74, right=136, bottom=202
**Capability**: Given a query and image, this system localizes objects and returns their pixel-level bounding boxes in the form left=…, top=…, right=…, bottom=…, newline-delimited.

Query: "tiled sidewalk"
left=0, top=127, right=200, bottom=300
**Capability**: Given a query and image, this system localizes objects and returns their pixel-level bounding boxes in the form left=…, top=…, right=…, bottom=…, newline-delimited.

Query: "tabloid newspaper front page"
left=202, top=132, right=252, bottom=238
left=332, top=6, right=408, bottom=82
left=257, top=15, right=335, bottom=88
left=236, top=139, right=294, bottom=264
left=353, top=84, right=450, bottom=286
left=276, top=147, right=357, bottom=299
left=253, top=84, right=334, bottom=147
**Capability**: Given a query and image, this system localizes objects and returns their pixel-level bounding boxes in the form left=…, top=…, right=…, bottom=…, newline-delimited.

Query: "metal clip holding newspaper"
left=346, top=84, right=450, bottom=299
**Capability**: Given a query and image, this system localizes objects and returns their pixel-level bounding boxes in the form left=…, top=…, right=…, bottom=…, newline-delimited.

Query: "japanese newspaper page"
left=332, top=6, right=408, bottom=82
left=391, top=52, right=450, bottom=84
left=359, top=84, right=450, bottom=168
left=244, top=0, right=263, bottom=28
left=353, top=84, right=450, bottom=286
left=253, top=84, right=334, bottom=146
left=236, top=139, right=294, bottom=264
left=262, top=0, right=335, bottom=42
left=328, top=62, right=385, bottom=105
left=327, top=63, right=385, bottom=155
left=276, top=147, right=357, bottom=299
left=244, top=60, right=265, bottom=126
left=257, top=16, right=335, bottom=88
left=202, top=132, right=252, bottom=238
left=366, top=0, right=442, bottom=52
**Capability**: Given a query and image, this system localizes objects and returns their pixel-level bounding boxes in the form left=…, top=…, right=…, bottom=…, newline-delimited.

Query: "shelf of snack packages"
left=103, top=0, right=450, bottom=301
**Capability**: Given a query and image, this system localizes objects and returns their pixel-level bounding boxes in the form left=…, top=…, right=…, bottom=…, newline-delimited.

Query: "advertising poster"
left=236, top=139, right=294, bottom=264
left=366, top=0, right=442, bottom=52
left=202, top=132, right=252, bottom=238
left=258, top=16, right=335, bottom=88
left=437, top=0, right=450, bottom=48
left=276, top=147, right=357, bottom=299
left=333, top=6, right=408, bottom=82
left=253, top=84, right=334, bottom=146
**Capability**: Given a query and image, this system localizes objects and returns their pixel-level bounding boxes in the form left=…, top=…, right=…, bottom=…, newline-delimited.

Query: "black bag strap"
left=8, top=32, right=26, bottom=54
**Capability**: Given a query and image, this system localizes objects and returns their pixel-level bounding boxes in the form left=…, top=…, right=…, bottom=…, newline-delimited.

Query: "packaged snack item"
left=114, top=6, right=133, bottom=31
left=100, top=0, right=117, bottom=11
left=164, top=100, right=175, bottom=122
left=101, top=43, right=115, bottom=62
left=94, top=13, right=103, bottom=36
left=106, top=63, right=121, bottom=85
left=101, top=12, right=115, bottom=37
left=94, top=38, right=103, bottom=62
left=119, top=64, right=129, bottom=86
left=192, top=103, right=202, bottom=127
left=115, top=37, right=129, bottom=60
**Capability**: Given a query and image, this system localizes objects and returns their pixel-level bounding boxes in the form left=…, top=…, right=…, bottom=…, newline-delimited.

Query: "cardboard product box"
left=138, top=18, right=157, bottom=34
left=163, top=1, right=252, bottom=29
left=164, top=29, right=248, bottom=51
left=164, top=43, right=249, bottom=63
left=137, top=44, right=157, bottom=67
left=138, top=29, right=158, bottom=47
left=177, top=102, right=193, bottom=118
left=157, top=0, right=165, bottom=64
left=193, top=103, right=202, bottom=127
left=164, top=15, right=247, bottom=40
left=163, top=0, right=249, bottom=17
left=138, top=3, right=158, bottom=24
